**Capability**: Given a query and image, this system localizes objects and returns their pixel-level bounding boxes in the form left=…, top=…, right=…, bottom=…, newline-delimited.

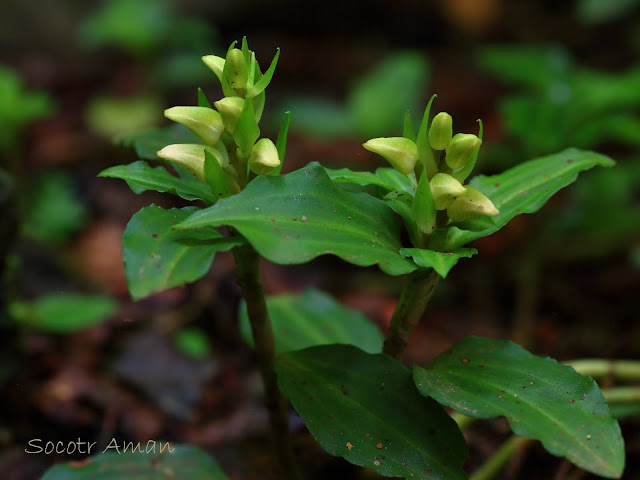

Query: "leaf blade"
left=276, top=345, right=468, bottom=480
left=400, top=248, right=477, bottom=278
left=414, top=336, right=625, bottom=478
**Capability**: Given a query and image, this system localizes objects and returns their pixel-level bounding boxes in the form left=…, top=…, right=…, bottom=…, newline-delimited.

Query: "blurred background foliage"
left=0, top=0, right=639, bottom=478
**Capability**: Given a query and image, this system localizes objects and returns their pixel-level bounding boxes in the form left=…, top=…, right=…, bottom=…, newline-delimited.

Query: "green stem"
left=470, top=436, right=532, bottom=480
left=567, top=359, right=640, bottom=382
left=233, top=245, right=302, bottom=480
left=383, top=268, right=440, bottom=359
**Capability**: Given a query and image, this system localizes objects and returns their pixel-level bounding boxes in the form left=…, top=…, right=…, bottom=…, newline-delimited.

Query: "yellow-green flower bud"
left=362, top=137, right=418, bottom=175
left=202, top=55, right=225, bottom=82
left=429, top=173, right=467, bottom=210
left=445, top=133, right=482, bottom=169
left=226, top=48, right=248, bottom=90
left=429, top=112, right=453, bottom=150
left=447, top=186, right=499, bottom=222
left=164, top=106, right=224, bottom=146
left=249, top=138, right=280, bottom=175
left=157, top=144, right=207, bottom=182
left=214, top=97, right=244, bottom=133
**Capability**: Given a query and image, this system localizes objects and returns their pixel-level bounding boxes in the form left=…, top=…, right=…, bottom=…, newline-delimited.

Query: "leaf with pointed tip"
left=270, top=110, right=291, bottom=175
left=429, top=148, right=615, bottom=250
left=197, top=87, right=212, bottom=108
left=233, top=95, right=260, bottom=156
left=414, top=336, right=624, bottom=479
left=203, top=150, right=231, bottom=201
left=40, top=445, right=229, bottom=480
left=174, top=165, right=416, bottom=275
left=240, top=288, right=382, bottom=354
left=249, top=48, right=280, bottom=97
left=323, top=165, right=414, bottom=196
left=276, top=345, right=468, bottom=480
left=123, top=205, right=242, bottom=300
left=403, top=109, right=416, bottom=141
left=400, top=248, right=477, bottom=278
left=99, top=161, right=215, bottom=204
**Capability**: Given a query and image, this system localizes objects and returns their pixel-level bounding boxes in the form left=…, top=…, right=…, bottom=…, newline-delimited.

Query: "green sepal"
left=197, top=87, right=212, bottom=108
left=232, top=96, right=260, bottom=157
left=453, top=119, right=483, bottom=183
left=416, top=94, right=438, bottom=178
left=403, top=109, right=416, bottom=141
left=241, top=36, right=251, bottom=63
left=270, top=111, right=291, bottom=175
left=412, top=167, right=437, bottom=235
left=249, top=48, right=280, bottom=98
left=204, top=149, right=231, bottom=202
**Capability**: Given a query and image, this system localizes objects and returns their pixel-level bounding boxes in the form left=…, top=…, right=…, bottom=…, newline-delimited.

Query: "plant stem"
left=383, top=268, right=440, bottom=359
left=567, top=359, right=640, bottom=382
left=470, top=436, right=532, bottom=480
left=233, top=244, right=302, bottom=480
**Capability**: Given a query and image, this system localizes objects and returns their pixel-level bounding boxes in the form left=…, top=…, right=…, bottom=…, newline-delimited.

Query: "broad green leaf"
left=400, top=248, right=477, bottom=278
left=323, top=165, right=414, bottom=196
left=13, top=293, right=116, bottom=333
left=239, top=288, right=382, bottom=354
left=123, top=205, right=241, bottom=300
left=430, top=148, right=615, bottom=250
left=414, top=337, right=624, bottom=478
left=99, top=161, right=215, bottom=204
left=174, top=166, right=416, bottom=275
left=40, top=444, right=228, bottom=480
left=276, top=345, right=467, bottom=479
left=118, top=124, right=200, bottom=161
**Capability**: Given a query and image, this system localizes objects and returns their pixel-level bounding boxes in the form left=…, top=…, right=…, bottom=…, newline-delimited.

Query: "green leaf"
left=414, top=337, right=624, bottom=478
left=22, top=172, right=87, bottom=246
left=232, top=95, right=260, bottom=156
left=276, top=345, right=468, bottom=480
left=400, top=248, right=477, bottom=278
left=99, top=161, right=215, bottom=204
left=174, top=166, right=416, bottom=276
left=431, top=148, right=615, bottom=250
left=323, top=165, right=414, bottom=195
left=403, top=109, right=416, bottom=141
left=270, top=110, right=291, bottom=175
left=239, top=288, right=383, bottom=354
left=123, top=205, right=241, bottom=300
left=118, top=124, right=200, bottom=161
left=40, top=444, right=228, bottom=480
left=13, top=293, right=116, bottom=333
left=203, top=149, right=231, bottom=201
left=416, top=94, right=438, bottom=178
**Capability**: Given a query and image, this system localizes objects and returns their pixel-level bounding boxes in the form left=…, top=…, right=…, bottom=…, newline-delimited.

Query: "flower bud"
left=249, top=138, right=280, bottom=174
left=429, top=112, right=453, bottom=150
left=164, top=106, right=224, bottom=146
left=362, top=137, right=418, bottom=175
left=226, top=48, right=248, bottom=90
left=214, top=97, right=244, bottom=133
left=157, top=144, right=207, bottom=182
left=202, top=55, right=225, bottom=82
left=429, top=173, right=467, bottom=210
left=447, top=186, right=499, bottom=222
left=445, top=133, right=482, bottom=169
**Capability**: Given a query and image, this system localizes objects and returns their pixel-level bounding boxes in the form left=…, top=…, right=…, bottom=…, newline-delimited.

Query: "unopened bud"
left=429, top=173, right=467, bottom=210
left=214, top=97, right=244, bottom=133
left=226, top=49, right=248, bottom=90
left=447, top=186, right=499, bottom=222
left=445, top=133, right=482, bottom=169
left=363, top=137, right=418, bottom=175
left=202, top=55, right=225, bottom=82
left=164, top=106, right=224, bottom=146
left=157, top=144, right=206, bottom=182
left=249, top=138, right=280, bottom=174
left=429, top=112, right=453, bottom=150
